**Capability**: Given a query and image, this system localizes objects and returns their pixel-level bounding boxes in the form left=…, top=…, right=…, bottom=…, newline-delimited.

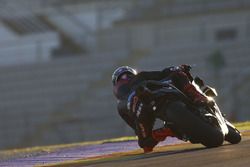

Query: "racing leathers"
left=113, top=65, right=207, bottom=152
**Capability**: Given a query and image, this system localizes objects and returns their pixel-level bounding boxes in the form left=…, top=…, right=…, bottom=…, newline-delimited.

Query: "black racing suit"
left=114, top=66, right=192, bottom=148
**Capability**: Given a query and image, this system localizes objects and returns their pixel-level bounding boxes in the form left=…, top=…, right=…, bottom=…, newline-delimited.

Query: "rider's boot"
left=152, top=127, right=175, bottom=142
left=143, top=128, right=175, bottom=153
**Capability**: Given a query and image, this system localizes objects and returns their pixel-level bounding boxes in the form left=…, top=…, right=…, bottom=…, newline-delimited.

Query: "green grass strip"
left=234, top=121, right=250, bottom=130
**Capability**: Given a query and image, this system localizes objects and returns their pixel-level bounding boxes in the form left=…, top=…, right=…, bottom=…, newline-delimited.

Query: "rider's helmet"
left=112, top=66, right=137, bottom=86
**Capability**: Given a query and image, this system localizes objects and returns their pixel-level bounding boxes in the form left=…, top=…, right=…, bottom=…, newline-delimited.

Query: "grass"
left=234, top=121, right=250, bottom=130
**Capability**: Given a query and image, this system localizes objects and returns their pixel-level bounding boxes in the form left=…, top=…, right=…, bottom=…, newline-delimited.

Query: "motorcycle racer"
left=112, top=65, right=208, bottom=153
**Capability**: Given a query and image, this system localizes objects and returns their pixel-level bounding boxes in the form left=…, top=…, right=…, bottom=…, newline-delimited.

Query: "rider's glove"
left=194, top=77, right=205, bottom=87
left=179, top=64, right=192, bottom=72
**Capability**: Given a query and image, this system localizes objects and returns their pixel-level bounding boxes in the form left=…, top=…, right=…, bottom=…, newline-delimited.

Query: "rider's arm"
left=163, top=65, right=193, bottom=81
left=136, top=65, right=191, bottom=82
left=133, top=69, right=172, bottom=83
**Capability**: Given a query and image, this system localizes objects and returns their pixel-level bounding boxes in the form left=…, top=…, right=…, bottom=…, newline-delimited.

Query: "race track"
left=0, top=134, right=249, bottom=167
left=90, top=138, right=250, bottom=167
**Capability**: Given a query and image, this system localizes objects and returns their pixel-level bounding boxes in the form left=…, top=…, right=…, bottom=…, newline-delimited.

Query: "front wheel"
left=225, top=125, right=241, bottom=144
left=164, top=101, right=224, bottom=148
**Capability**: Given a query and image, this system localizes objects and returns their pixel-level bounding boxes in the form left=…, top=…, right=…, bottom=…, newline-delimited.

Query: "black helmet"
left=112, top=66, right=137, bottom=85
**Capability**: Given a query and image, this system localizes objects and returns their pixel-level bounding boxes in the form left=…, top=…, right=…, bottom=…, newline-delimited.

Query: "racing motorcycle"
left=134, top=76, right=241, bottom=148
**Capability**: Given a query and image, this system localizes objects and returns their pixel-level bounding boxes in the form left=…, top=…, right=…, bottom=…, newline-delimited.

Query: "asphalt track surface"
left=90, top=138, right=250, bottom=167
left=89, top=138, right=250, bottom=167
left=0, top=135, right=249, bottom=167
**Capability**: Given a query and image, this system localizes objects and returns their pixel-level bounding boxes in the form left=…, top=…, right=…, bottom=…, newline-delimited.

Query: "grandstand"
left=0, top=0, right=249, bottom=149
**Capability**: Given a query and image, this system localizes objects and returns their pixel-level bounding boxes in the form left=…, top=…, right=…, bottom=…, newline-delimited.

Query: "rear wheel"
left=164, top=101, right=224, bottom=148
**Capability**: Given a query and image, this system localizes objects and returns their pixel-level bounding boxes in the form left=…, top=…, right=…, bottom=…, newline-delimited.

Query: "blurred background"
left=0, top=0, right=249, bottom=150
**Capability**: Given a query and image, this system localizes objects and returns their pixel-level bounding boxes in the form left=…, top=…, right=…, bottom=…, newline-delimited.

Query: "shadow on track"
left=86, top=145, right=207, bottom=166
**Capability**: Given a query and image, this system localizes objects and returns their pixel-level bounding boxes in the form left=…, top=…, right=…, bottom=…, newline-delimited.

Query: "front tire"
left=225, top=125, right=241, bottom=144
left=165, top=101, right=224, bottom=148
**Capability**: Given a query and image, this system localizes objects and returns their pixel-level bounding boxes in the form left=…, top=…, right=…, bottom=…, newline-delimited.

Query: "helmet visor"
left=117, top=73, right=133, bottom=83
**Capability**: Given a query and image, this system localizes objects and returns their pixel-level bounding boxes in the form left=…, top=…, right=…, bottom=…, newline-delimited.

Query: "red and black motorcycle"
left=133, top=77, right=241, bottom=147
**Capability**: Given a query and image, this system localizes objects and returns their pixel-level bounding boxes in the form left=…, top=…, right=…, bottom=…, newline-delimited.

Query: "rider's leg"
left=135, top=101, right=176, bottom=153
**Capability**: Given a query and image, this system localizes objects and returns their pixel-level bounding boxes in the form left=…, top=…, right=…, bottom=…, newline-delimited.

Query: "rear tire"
left=165, top=101, right=224, bottom=148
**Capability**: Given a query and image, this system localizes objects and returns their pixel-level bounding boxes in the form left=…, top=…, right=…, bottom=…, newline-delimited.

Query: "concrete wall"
left=0, top=51, right=129, bottom=149
left=0, top=32, right=59, bottom=66
left=97, top=9, right=250, bottom=121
